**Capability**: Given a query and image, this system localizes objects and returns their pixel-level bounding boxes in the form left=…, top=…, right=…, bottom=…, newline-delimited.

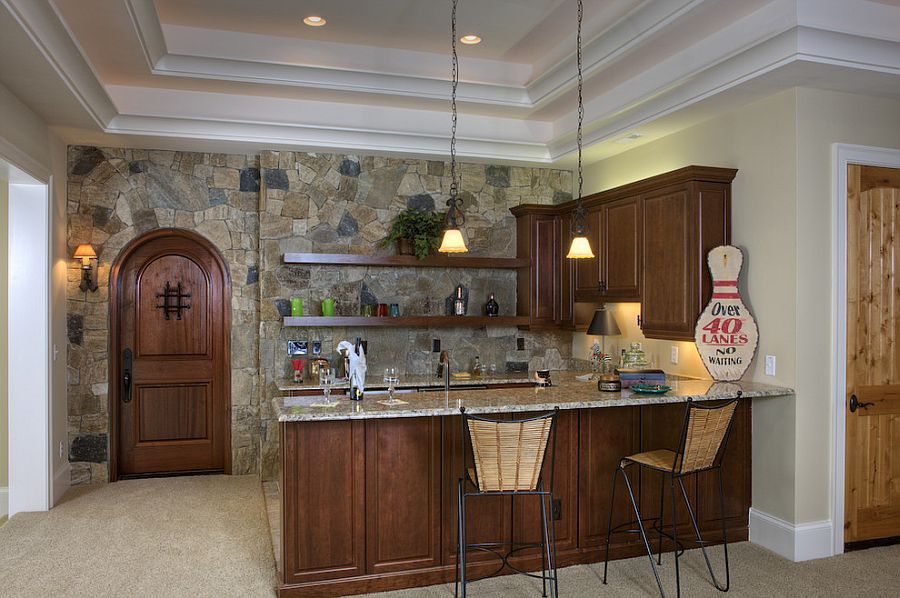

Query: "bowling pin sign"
left=694, top=246, right=759, bottom=381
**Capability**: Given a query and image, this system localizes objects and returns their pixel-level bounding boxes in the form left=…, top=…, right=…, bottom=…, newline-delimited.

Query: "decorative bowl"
left=630, top=384, right=672, bottom=395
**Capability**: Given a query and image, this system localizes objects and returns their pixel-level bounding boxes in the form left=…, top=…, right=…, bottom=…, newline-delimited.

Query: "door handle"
left=849, top=394, right=873, bottom=413
left=123, top=348, right=133, bottom=404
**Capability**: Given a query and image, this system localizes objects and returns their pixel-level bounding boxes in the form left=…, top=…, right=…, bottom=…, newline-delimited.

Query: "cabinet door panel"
left=443, top=416, right=512, bottom=564
left=574, top=208, right=602, bottom=300
left=559, top=213, right=574, bottom=327
left=578, top=407, right=642, bottom=548
left=512, top=410, right=579, bottom=555
left=532, top=215, right=560, bottom=325
left=282, top=421, right=365, bottom=584
left=366, top=417, right=442, bottom=574
left=695, top=182, right=731, bottom=316
left=641, top=187, right=693, bottom=338
left=602, top=197, right=641, bottom=300
left=639, top=404, right=699, bottom=541
left=697, top=399, right=750, bottom=532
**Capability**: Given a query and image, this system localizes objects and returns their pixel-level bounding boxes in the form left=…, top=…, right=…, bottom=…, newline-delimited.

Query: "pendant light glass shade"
left=566, top=234, right=594, bottom=259
left=438, top=227, right=468, bottom=253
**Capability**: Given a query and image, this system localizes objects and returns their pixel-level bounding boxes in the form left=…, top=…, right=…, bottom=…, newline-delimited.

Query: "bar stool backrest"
left=676, top=399, right=739, bottom=474
left=464, top=410, right=557, bottom=492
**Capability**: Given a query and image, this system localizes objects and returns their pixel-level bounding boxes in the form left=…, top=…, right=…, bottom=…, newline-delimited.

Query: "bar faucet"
left=439, top=350, right=451, bottom=392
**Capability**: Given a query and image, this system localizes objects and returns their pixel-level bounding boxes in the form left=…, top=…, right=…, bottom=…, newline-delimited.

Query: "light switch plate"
left=765, top=355, right=776, bottom=376
left=670, top=346, right=679, bottom=365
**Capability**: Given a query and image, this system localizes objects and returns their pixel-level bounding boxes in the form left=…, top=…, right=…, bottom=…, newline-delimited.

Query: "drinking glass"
left=383, top=367, right=401, bottom=405
left=321, top=367, right=336, bottom=405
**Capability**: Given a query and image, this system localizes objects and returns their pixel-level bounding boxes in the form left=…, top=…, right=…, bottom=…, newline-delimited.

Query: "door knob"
left=849, top=394, right=873, bottom=413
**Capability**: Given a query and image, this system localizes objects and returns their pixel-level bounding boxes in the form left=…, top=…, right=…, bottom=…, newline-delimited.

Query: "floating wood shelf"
left=283, top=253, right=529, bottom=269
left=283, top=316, right=529, bottom=328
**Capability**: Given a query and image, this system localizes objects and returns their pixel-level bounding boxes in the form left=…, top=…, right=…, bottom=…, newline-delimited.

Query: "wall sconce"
left=73, top=244, right=99, bottom=292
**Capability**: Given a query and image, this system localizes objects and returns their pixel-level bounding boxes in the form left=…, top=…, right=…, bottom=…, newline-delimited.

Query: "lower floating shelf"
left=283, top=316, right=529, bottom=328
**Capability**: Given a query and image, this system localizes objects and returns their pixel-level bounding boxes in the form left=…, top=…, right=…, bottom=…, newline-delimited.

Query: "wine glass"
left=321, top=367, right=335, bottom=405
left=383, top=367, right=401, bottom=405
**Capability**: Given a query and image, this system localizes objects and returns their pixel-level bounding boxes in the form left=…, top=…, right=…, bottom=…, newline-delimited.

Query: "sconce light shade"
left=74, top=244, right=99, bottom=292
left=438, top=227, right=468, bottom=253
left=73, top=244, right=97, bottom=264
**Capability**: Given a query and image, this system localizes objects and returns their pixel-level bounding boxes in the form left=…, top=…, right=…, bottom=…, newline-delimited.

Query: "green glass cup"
left=361, top=304, right=375, bottom=317
left=321, top=298, right=335, bottom=317
left=290, top=297, right=303, bottom=317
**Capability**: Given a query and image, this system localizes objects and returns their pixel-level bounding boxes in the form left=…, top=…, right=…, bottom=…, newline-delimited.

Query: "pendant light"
left=566, top=0, right=595, bottom=260
left=438, top=0, right=468, bottom=253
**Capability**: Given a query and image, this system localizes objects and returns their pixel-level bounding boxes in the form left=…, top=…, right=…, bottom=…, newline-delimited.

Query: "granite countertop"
left=278, top=372, right=536, bottom=392
left=274, top=371, right=794, bottom=422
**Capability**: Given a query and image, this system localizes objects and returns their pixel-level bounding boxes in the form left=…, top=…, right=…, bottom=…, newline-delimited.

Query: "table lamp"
left=587, top=306, right=621, bottom=358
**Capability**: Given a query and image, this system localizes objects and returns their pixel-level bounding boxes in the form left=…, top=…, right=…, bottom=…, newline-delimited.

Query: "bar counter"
left=277, top=372, right=793, bottom=597
left=274, top=372, right=792, bottom=422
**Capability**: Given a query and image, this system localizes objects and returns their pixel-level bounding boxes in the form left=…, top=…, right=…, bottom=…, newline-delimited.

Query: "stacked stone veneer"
left=66, top=146, right=577, bottom=483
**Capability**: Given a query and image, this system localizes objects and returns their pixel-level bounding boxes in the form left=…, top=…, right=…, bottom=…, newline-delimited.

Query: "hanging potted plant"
left=381, top=208, right=445, bottom=260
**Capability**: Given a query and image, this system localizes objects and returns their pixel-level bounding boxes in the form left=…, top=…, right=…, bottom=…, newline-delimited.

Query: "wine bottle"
left=454, top=285, right=465, bottom=316
left=485, top=293, right=499, bottom=317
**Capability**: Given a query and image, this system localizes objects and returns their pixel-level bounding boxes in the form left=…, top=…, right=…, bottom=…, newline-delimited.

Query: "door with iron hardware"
left=846, top=164, right=900, bottom=543
left=110, top=229, right=231, bottom=479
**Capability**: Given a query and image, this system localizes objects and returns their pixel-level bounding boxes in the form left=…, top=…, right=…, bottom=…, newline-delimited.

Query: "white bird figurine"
left=336, top=340, right=367, bottom=396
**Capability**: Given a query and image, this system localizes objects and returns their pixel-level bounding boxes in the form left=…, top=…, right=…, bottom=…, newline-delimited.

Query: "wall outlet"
left=59, top=440, right=64, bottom=460
left=516, top=337, right=526, bottom=351
left=765, top=355, right=776, bottom=376
left=432, top=338, right=441, bottom=353
left=670, top=346, right=679, bottom=365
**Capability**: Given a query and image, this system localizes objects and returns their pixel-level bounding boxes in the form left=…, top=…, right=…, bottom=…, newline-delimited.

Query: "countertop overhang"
left=275, top=372, right=793, bottom=422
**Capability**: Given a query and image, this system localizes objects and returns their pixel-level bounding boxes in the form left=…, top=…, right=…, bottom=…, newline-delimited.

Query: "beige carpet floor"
left=360, top=541, right=900, bottom=597
left=0, top=475, right=277, bottom=598
left=3, top=475, right=900, bottom=597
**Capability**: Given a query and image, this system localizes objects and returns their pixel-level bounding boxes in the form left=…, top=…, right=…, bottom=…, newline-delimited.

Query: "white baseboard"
left=749, top=508, right=833, bottom=562
left=52, top=463, right=71, bottom=507
left=0, top=486, right=8, bottom=519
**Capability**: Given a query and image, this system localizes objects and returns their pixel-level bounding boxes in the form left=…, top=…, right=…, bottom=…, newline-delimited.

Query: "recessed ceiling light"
left=303, top=16, right=326, bottom=27
left=460, top=34, right=482, bottom=45
left=616, top=133, right=644, bottom=144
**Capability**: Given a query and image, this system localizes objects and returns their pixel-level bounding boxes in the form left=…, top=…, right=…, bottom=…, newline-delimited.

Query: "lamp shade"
left=438, top=228, right=468, bottom=253
left=73, top=244, right=97, bottom=260
left=587, top=307, right=620, bottom=336
left=566, top=235, right=595, bottom=259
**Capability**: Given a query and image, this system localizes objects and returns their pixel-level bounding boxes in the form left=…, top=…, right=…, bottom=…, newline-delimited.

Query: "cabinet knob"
left=598, top=281, right=607, bottom=292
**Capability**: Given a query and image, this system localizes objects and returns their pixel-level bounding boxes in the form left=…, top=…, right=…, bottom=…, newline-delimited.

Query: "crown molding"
left=4, top=0, right=116, bottom=127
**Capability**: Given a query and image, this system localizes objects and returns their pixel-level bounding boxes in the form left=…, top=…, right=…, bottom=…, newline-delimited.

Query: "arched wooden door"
left=110, top=229, right=231, bottom=480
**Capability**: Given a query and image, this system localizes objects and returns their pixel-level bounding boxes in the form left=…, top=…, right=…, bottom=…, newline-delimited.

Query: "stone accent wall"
left=66, top=147, right=261, bottom=484
left=66, top=146, right=575, bottom=484
left=256, top=151, right=575, bottom=479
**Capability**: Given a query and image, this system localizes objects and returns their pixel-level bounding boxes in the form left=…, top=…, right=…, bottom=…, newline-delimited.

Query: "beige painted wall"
left=792, top=88, right=900, bottom=524
left=578, top=89, right=800, bottom=521
left=1, top=177, right=8, bottom=492
left=578, top=87, right=900, bottom=527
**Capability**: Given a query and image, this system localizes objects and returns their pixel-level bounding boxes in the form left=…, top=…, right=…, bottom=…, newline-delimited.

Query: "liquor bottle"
left=472, top=356, right=483, bottom=377
left=485, top=293, right=499, bottom=317
left=454, top=285, right=466, bottom=316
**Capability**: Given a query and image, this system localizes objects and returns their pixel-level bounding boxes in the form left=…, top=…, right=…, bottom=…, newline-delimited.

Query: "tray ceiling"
left=0, top=0, right=898, bottom=164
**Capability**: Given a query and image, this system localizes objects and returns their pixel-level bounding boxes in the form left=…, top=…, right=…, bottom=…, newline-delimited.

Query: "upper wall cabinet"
left=512, top=166, right=735, bottom=339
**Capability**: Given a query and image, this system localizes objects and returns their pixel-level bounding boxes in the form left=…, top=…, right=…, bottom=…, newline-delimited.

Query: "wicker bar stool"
left=602, top=396, right=741, bottom=598
left=455, top=407, right=560, bottom=598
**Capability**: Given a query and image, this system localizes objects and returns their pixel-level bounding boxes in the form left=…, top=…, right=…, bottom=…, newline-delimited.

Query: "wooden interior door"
left=846, top=164, right=900, bottom=543
left=112, top=230, right=230, bottom=479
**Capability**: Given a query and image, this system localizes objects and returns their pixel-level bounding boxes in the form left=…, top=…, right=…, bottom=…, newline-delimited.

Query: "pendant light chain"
left=566, top=0, right=595, bottom=259
left=576, top=0, right=584, bottom=203
left=450, top=0, right=459, bottom=202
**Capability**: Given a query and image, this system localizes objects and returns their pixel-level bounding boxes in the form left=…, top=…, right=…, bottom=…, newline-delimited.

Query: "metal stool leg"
left=460, top=488, right=468, bottom=598
left=539, top=489, right=552, bottom=598
left=671, top=474, right=681, bottom=598
left=677, top=474, right=729, bottom=592
left=455, top=479, right=463, bottom=598
left=602, top=466, right=618, bottom=584
left=657, top=476, right=666, bottom=565
left=621, top=465, right=666, bottom=598
left=548, top=491, right=559, bottom=598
